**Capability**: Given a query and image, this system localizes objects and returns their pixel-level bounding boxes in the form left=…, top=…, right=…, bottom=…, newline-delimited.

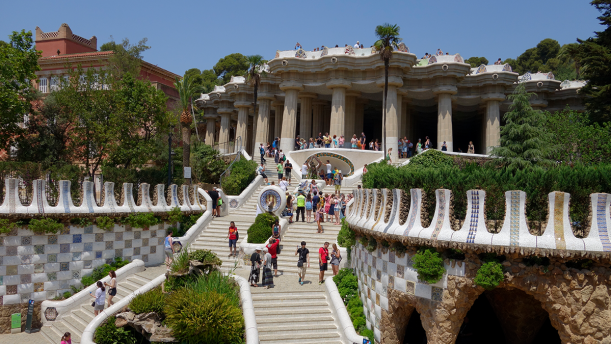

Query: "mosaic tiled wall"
left=351, top=242, right=465, bottom=343
left=0, top=224, right=166, bottom=306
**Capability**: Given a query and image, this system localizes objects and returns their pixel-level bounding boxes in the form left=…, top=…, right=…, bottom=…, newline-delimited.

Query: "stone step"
left=255, top=313, right=335, bottom=323
left=258, top=322, right=337, bottom=333
left=72, top=308, right=94, bottom=325
left=252, top=299, right=329, bottom=308
left=63, top=313, right=87, bottom=333
left=40, top=326, right=64, bottom=344
left=51, top=320, right=82, bottom=343
left=254, top=306, right=332, bottom=317
left=251, top=291, right=326, bottom=300
left=258, top=329, right=341, bottom=342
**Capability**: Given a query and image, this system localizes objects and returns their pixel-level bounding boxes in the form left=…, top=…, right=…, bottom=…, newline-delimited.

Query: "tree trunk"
left=182, top=123, right=191, bottom=185
left=383, top=59, right=389, bottom=159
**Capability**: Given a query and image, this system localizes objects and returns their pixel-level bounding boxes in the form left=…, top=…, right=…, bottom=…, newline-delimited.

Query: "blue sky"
left=0, top=0, right=603, bottom=76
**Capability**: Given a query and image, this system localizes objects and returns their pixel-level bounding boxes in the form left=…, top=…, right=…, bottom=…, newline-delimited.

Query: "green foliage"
left=338, top=274, right=359, bottom=302
left=409, top=149, right=455, bottom=169
left=474, top=261, right=504, bottom=290
left=359, top=236, right=368, bottom=247
left=96, top=216, right=115, bottom=231
left=412, top=247, right=446, bottom=284
left=191, top=143, right=227, bottom=184
left=365, top=236, right=377, bottom=252
left=445, top=249, right=465, bottom=260
left=62, top=291, right=72, bottom=299
left=187, top=271, right=240, bottom=308
left=189, top=249, right=222, bottom=265
left=167, top=207, right=182, bottom=224
left=490, top=83, right=556, bottom=170
left=81, top=257, right=130, bottom=287
left=28, top=218, right=63, bottom=234
left=222, top=157, right=258, bottom=195
left=180, top=213, right=202, bottom=234
left=390, top=242, right=407, bottom=255
left=0, top=29, right=40, bottom=151
left=465, top=56, right=489, bottom=67
left=337, top=219, right=356, bottom=248
left=100, top=165, right=169, bottom=188
left=503, top=38, right=577, bottom=81
left=124, top=212, right=158, bottom=229
left=164, top=290, right=244, bottom=344
left=100, top=37, right=150, bottom=82
left=130, top=287, right=165, bottom=316
left=333, top=268, right=372, bottom=342
left=213, top=53, right=250, bottom=85
left=566, top=259, right=594, bottom=270
left=247, top=213, right=278, bottom=243
left=70, top=217, right=92, bottom=227
left=170, top=244, right=192, bottom=274
left=94, top=316, right=137, bottom=344
left=0, top=219, right=16, bottom=234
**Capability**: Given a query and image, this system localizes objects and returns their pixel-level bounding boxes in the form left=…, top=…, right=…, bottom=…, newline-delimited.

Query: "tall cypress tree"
left=490, top=84, right=555, bottom=170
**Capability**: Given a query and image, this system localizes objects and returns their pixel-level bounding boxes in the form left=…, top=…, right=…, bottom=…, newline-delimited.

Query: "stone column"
left=255, top=98, right=271, bottom=153
left=218, top=112, right=231, bottom=154
left=482, top=93, right=504, bottom=154
left=279, top=82, right=303, bottom=153
left=299, top=93, right=315, bottom=140
left=204, top=115, right=217, bottom=147
left=344, top=91, right=359, bottom=148
left=402, top=100, right=411, bottom=141
left=327, top=80, right=351, bottom=139
left=396, top=94, right=403, bottom=139
left=312, top=101, right=325, bottom=137
left=234, top=100, right=251, bottom=153
left=384, top=85, right=399, bottom=156
left=272, top=101, right=284, bottom=141
left=323, top=105, right=331, bottom=134
left=355, top=99, right=367, bottom=138
left=251, top=109, right=257, bottom=155
left=433, top=86, right=457, bottom=152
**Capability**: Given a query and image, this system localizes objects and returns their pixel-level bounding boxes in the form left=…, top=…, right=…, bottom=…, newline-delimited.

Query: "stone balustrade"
left=0, top=178, right=206, bottom=217
left=346, top=188, right=611, bottom=256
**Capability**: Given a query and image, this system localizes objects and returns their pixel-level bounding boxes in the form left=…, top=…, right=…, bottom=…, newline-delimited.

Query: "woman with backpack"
left=305, top=194, right=313, bottom=223
left=249, top=247, right=262, bottom=287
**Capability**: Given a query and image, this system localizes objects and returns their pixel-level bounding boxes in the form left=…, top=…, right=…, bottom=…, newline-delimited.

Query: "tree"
left=100, top=36, right=150, bottom=82
left=465, top=56, right=489, bottom=68
left=566, top=0, right=611, bottom=123
left=191, top=143, right=226, bottom=184
left=213, top=53, right=249, bottom=84
left=0, top=30, right=40, bottom=154
left=105, top=73, right=174, bottom=169
left=245, top=54, right=267, bottom=145
left=174, top=74, right=204, bottom=183
left=374, top=23, right=402, bottom=158
left=489, top=83, right=556, bottom=170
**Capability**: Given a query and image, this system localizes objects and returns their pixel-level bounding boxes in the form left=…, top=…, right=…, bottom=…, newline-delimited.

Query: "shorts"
left=335, top=185, right=341, bottom=191
left=325, top=144, right=330, bottom=148
left=108, top=288, right=117, bottom=296
left=212, top=202, right=217, bottom=209
left=278, top=173, right=283, bottom=179
left=261, top=173, right=268, bottom=179
left=352, top=144, right=357, bottom=148
left=298, top=265, right=307, bottom=275
left=165, top=248, right=173, bottom=259
left=94, top=303, right=105, bottom=311
left=229, top=238, right=237, bottom=248
left=271, top=257, right=278, bottom=270
left=327, top=173, right=333, bottom=179
left=320, top=263, right=328, bottom=271
left=285, top=172, right=292, bottom=179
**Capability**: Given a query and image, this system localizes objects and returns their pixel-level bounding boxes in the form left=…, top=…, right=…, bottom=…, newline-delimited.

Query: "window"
left=39, top=77, right=48, bottom=93
left=50, top=77, right=59, bottom=92
left=9, top=145, right=18, bottom=158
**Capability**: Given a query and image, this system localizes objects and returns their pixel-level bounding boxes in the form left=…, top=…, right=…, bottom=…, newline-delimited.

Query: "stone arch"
left=304, top=152, right=355, bottom=176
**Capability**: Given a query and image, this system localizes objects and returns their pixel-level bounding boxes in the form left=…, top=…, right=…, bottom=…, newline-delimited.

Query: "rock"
left=518, top=263, right=526, bottom=269
left=116, top=311, right=175, bottom=342
left=502, top=261, right=511, bottom=267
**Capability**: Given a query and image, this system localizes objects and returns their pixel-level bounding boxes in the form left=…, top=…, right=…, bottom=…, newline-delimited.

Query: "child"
left=61, top=332, right=71, bottom=344
left=305, top=194, right=313, bottom=223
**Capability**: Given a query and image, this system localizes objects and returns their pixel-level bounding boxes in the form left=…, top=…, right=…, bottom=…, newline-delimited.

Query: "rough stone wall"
left=399, top=190, right=410, bottom=226
left=0, top=301, right=42, bottom=334
left=384, top=190, right=394, bottom=223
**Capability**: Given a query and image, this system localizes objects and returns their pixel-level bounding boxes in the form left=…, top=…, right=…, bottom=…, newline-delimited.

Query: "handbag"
left=218, top=198, right=223, bottom=206
left=91, top=301, right=95, bottom=307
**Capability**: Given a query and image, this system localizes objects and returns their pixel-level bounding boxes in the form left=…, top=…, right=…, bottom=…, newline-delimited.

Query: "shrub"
left=180, top=213, right=202, bottom=232
left=96, top=216, right=115, bottom=231
left=188, top=271, right=240, bottom=307
left=167, top=207, right=182, bottom=225
left=359, top=236, right=368, bottom=247
left=390, top=242, right=407, bottom=255
left=474, top=261, right=504, bottom=290
left=130, top=287, right=165, bottom=316
left=247, top=213, right=278, bottom=243
left=361, top=328, right=375, bottom=344
left=408, top=149, right=455, bottom=169
left=0, top=219, right=16, bottom=234
left=365, top=236, right=377, bottom=252
left=338, top=274, right=359, bottom=302
left=62, top=291, right=72, bottom=299
left=29, top=218, right=63, bottom=234
left=81, top=257, right=130, bottom=287
left=337, top=219, right=356, bottom=259
left=70, top=217, right=93, bottom=227
left=170, top=244, right=191, bottom=274
left=94, top=316, right=137, bottom=344
left=124, top=212, right=158, bottom=229
left=222, top=157, right=258, bottom=195
left=412, top=247, right=446, bottom=284
left=164, top=290, right=244, bottom=344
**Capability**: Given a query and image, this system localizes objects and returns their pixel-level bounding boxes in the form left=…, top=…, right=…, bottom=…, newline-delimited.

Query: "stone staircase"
left=40, top=265, right=166, bottom=344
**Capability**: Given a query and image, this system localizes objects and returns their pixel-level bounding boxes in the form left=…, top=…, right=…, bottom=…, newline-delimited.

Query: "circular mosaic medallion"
left=259, top=189, right=281, bottom=213
left=45, top=307, right=58, bottom=321
left=230, top=199, right=239, bottom=208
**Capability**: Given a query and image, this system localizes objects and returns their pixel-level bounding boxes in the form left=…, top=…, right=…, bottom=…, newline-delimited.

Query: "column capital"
left=432, top=85, right=458, bottom=95
left=279, top=81, right=304, bottom=92
left=326, top=79, right=352, bottom=89
left=234, top=101, right=253, bottom=108
left=375, top=76, right=403, bottom=88
left=481, top=93, right=506, bottom=102
left=217, top=108, right=234, bottom=115
left=203, top=114, right=219, bottom=119
left=257, top=92, right=276, bottom=101
left=298, top=92, right=317, bottom=99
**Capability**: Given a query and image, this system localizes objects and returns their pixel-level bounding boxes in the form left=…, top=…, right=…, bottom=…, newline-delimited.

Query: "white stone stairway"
left=40, top=266, right=165, bottom=344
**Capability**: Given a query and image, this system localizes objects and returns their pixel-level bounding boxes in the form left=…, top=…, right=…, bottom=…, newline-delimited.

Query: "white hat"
left=263, top=247, right=269, bottom=252
left=255, top=246, right=262, bottom=251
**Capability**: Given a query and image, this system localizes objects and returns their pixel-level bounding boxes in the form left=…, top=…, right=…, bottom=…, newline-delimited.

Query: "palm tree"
left=374, top=24, right=402, bottom=158
left=174, top=74, right=204, bottom=183
left=245, top=55, right=268, bottom=146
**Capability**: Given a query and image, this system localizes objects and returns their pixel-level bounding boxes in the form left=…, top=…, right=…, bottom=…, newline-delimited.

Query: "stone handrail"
left=347, top=188, right=611, bottom=256
left=325, top=275, right=365, bottom=344
left=172, top=189, right=213, bottom=246
left=0, top=178, right=206, bottom=216
left=40, top=259, right=145, bottom=325
left=228, top=175, right=265, bottom=212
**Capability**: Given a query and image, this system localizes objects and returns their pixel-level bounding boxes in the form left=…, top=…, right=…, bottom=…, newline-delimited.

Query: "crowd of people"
left=295, top=41, right=368, bottom=52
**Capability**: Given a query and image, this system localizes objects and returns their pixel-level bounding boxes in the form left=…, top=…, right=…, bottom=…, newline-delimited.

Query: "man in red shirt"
left=226, top=221, right=238, bottom=257
left=319, top=242, right=330, bottom=284
left=266, top=238, right=280, bottom=277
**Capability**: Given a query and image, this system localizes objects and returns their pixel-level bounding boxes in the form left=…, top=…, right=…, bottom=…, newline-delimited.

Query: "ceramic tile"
left=84, top=243, right=93, bottom=252
left=105, top=258, right=114, bottom=265
left=105, top=241, right=114, bottom=250
left=389, top=275, right=395, bottom=289
left=60, top=244, right=70, bottom=253
left=6, top=285, right=17, bottom=295
left=84, top=226, right=94, bottom=234
left=0, top=237, right=4, bottom=246
left=431, top=286, right=443, bottom=302
left=48, top=235, right=58, bottom=245
left=150, top=246, right=156, bottom=254
left=0, top=276, right=3, bottom=286
left=134, top=231, right=141, bottom=239
left=20, top=274, right=31, bottom=283
left=34, top=245, right=45, bottom=254
left=84, top=260, right=92, bottom=269
left=73, top=234, right=82, bottom=243
left=60, top=262, right=69, bottom=271
left=47, top=254, right=57, bottom=263
left=115, top=249, right=123, bottom=257
left=142, top=238, right=149, bottom=247
left=34, top=282, right=44, bottom=292
left=389, top=251, right=395, bottom=263
left=396, top=265, right=404, bottom=278
left=6, top=246, right=17, bottom=256
left=34, top=264, right=44, bottom=273
left=21, top=254, right=32, bottom=264
left=95, top=251, right=103, bottom=259
left=72, top=252, right=81, bottom=261
left=47, top=272, right=57, bottom=281
left=133, top=247, right=140, bottom=256
left=142, top=254, right=148, bottom=263
left=376, top=270, right=381, bottom=281
left=383, top=260, right=387, bottom=273
left=150, top=230, right=157, bottom=237
left=21, top=236, right=32, bottom=245
left=72, top=270, right=80, bottom=279
left=406, top=281, right=415, bottom=295
left=6, top=265, right=17, bottom=275
left=158, top=237, right=164, bottom=245
left=95, top=233, right=104, bottom=242
left=124, top=240, right=132, bottom=249
left=115, top=232, right=123, bottom=241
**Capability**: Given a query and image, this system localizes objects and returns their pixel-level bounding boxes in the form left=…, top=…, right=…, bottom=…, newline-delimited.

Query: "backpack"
left=305, top=201, right=312, bottom=210
left=260, top=147, right=265, bottom=154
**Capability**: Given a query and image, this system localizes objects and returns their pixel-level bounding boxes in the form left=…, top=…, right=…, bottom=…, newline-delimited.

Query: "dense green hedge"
left=247, top=213, right=278, bottom=243
left=222, top=157, right=258, bottom=195
left=333, top=268, right=374, bottom=343
left=363, top=161, right=611, bottom=227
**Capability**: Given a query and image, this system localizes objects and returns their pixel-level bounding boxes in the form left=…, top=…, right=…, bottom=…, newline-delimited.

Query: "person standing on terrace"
left=295, top=42, right=302, bottom=50
left=354, top=41, right=360, bottom=49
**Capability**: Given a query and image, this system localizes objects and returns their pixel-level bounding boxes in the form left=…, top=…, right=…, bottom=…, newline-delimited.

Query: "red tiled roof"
left=40, top=51, right=114, bottom=60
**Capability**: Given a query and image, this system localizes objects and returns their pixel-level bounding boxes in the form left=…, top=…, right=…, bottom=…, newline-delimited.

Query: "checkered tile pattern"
left=0, top=224, right=166, bottom=305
